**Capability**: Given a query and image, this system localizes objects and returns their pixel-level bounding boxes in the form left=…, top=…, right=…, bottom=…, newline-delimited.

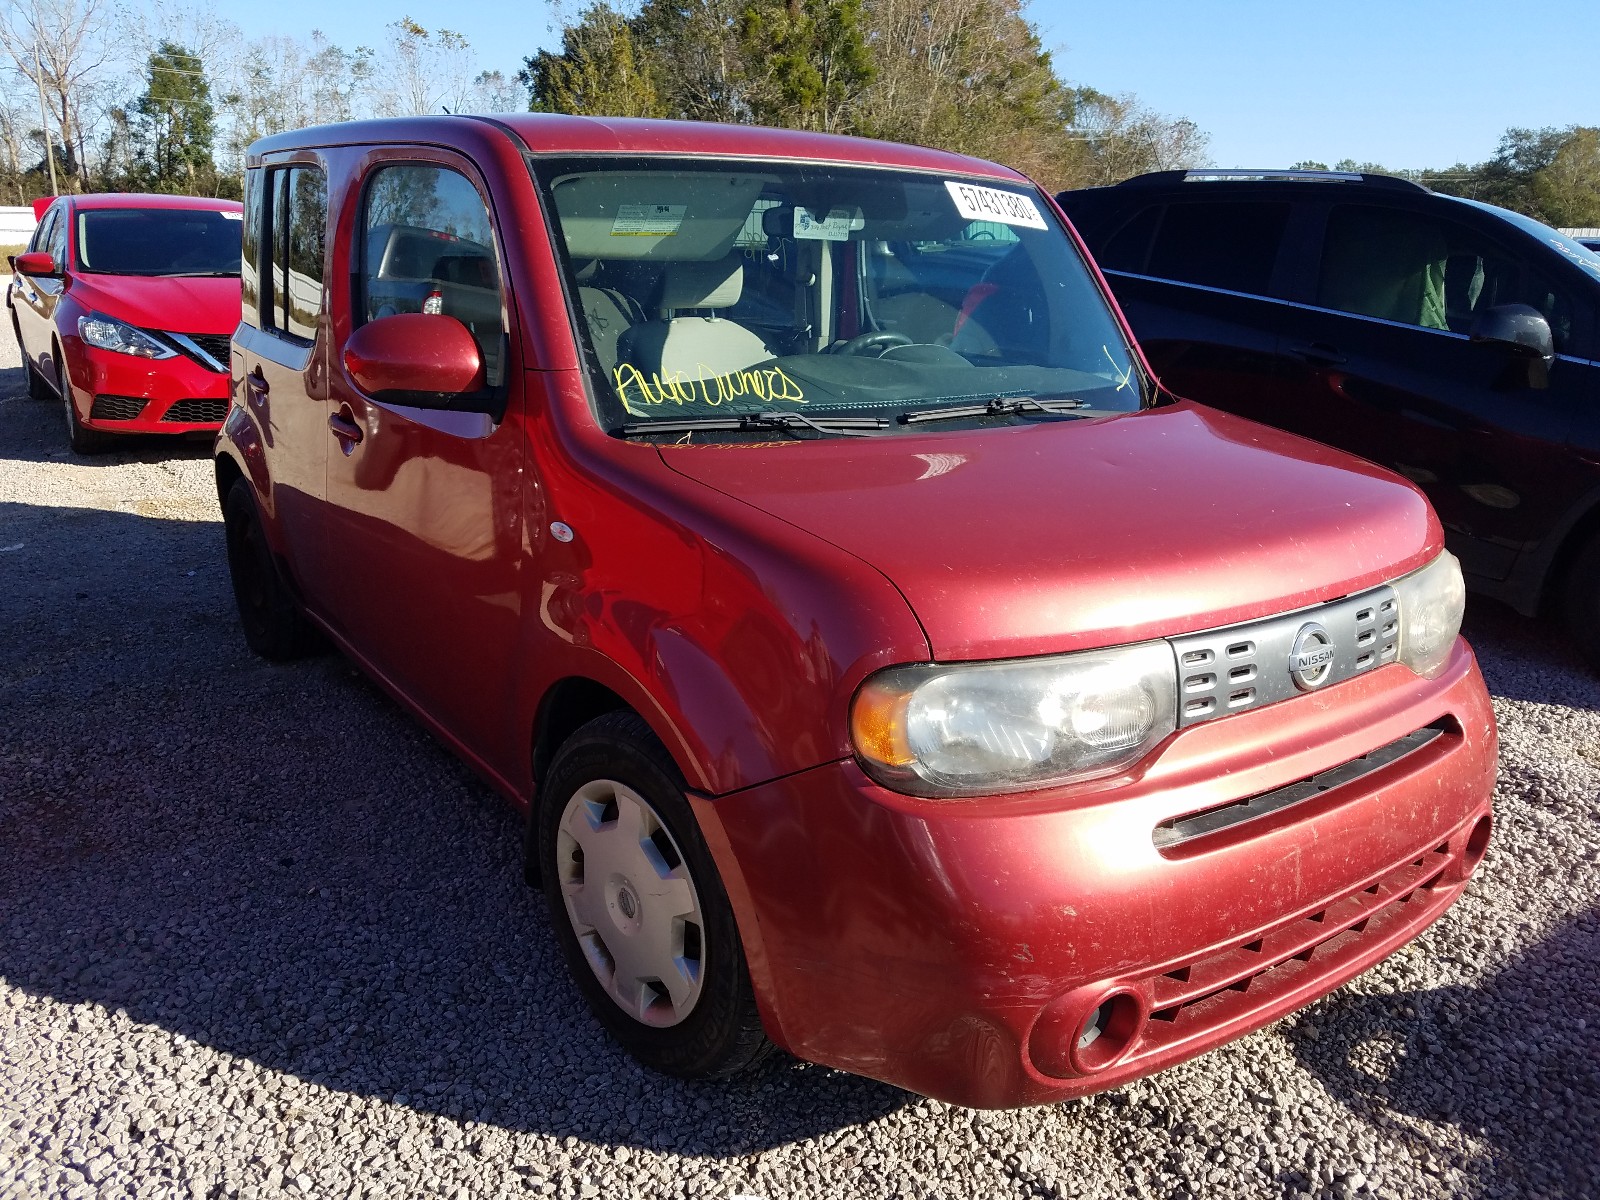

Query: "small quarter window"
left=358, top=164, right=505, bottom=385
left=263, top=165, right=327, bottom=343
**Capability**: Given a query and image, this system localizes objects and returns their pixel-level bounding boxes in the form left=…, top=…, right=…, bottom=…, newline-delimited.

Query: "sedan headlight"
left=851, top=641, right=1177, bottom=797
left=77, top=312, right=175, bottom=359
left=1393, top=550, right=1465, bottom=679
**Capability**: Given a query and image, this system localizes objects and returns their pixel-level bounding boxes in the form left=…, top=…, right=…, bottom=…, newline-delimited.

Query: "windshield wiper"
left=898, top=396, right=1088, bottom=425
left=618, top=411, right=888, bottom=438
left=164, top=270, right=241, bottom=278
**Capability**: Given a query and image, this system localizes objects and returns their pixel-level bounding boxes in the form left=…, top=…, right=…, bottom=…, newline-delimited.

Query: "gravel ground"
left=1, top=328, right=1597, bottom=1200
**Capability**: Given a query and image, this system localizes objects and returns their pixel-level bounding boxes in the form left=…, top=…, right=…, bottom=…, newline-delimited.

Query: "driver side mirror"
left=342, top=312, right=489, bottom=408
left=12, top=251, right=59, bottom=277
left=1469, top=303, right=1555, bottom=389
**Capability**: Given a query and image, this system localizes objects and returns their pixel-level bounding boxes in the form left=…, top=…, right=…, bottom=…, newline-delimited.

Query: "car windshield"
left=76, top=208, right=243, bottom=276
left=529, top=157, right=1144, bottom=436
left=1461, top=199, right=1600, bottom=283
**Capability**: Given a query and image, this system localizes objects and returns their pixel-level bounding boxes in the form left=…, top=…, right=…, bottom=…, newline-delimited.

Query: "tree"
left=522, top=3, right=664, bottom=118
left=370, top=17, right=473, bottom=117
left=0, top=0, right=114, bottom=189
left=1530, top=127, right=1600, bottom=227
left=738, top=0, right=874, bottom=133
left=133, top=40, right=217, bottom=192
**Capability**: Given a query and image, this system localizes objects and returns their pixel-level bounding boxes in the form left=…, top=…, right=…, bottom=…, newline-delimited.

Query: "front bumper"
left=691, top=640, right=1496, bottom=1108
left=64, top=336, right=230, bottom=435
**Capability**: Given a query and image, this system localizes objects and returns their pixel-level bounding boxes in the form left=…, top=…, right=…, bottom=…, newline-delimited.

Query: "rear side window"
left=241, top=175, right=262, bottom=317
left=265, top=167, right=328, bottom=343
left=357, top=164, right=506, bottom=384
left=1146, top=202, right=1290, bottom=296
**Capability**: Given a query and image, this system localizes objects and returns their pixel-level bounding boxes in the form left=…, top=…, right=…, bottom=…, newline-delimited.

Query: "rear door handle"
left=328, top=410, right=363, bottom=449
left=1288, top=342, right=1347, bottom=367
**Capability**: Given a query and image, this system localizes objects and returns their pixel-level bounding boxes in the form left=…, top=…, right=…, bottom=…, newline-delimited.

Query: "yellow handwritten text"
left=613, top=362, right=807, bottom=416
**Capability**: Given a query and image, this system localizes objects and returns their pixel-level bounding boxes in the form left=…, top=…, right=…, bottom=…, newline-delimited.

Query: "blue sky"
left=230, top=0, right=1600, bottom=171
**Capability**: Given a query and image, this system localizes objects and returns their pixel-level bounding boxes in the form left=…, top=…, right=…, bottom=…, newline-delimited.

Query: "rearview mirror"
left=1469, top=303, right=1554, bottom=389
left=342, top=313, right=488, bottom=407
left=13, top=251, right=59, bottom=277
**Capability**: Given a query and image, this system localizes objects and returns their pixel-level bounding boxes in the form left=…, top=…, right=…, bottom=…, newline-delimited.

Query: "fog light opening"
left=1462, top=814, right=1492, bottom=873
left=1070, top=990, right=1146, bottom=1074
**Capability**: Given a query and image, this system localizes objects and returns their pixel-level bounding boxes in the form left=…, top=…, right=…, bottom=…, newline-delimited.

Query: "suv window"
left=358, top=164, right=505, bottom=384
left=264, top=166, right=327, bottom=342
left=1095, top=205, right=1162, bottom=274
left=1145, top=202, right=1290, bottom=296
left=1318, top=205, right=1583, bottom=351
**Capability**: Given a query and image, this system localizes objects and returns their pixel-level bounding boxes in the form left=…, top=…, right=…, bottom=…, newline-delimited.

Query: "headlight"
left=851, top=642, right=1177, bottom=797
left=1393, top=550, right=1465, bottom=679
left=77, top=312, right=175, bottom=359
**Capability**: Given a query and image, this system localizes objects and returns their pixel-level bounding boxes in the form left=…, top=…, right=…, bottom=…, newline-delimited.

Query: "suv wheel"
left=536, top=711, right=773, bottom=1079
left=1561, top=534, right=1600, bottom=673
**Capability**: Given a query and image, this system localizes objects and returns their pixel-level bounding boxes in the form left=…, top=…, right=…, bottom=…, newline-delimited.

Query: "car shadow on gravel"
left=0, top=495, right=911, bottom=1155
left=1284, top=907, right=1600, bottom=1197
left=1463, top=598, right=1600, bottom=710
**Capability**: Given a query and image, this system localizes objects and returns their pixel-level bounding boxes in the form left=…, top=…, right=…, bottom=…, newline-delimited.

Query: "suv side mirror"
left=13, top=251, right=59, bottom=277
left=342, top=312, right=488, bottom=407
left=1469, top=303, right=1555, bottom=389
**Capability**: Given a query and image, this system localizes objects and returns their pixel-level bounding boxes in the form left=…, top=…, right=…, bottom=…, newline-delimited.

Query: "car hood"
left=656, top=403, right=1444, bottom=661
left=68, top=273, right=241, bottom=335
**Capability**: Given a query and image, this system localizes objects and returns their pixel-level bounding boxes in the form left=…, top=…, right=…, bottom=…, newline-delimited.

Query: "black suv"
left=1060, top=169, right=1600, bottom=667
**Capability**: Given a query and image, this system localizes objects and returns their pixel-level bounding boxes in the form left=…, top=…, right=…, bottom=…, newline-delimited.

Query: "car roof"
left=63, top=192, right=243, bottom=212
left=248, top=113, right=1026, bottom=183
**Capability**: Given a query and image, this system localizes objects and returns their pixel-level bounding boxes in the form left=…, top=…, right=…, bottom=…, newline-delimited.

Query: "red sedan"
left=8, top=192, right=242, bottom=454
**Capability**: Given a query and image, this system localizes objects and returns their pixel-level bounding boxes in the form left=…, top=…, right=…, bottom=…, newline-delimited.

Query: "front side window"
left=265, top=167, right=327, bottom=342
left=530, top=157, right=1144, bottom=436
left=75, top=208, right=241, bottom=277
left=29, top=206, right=58, bottom=256
left=357, top=164, right=505, bottom=384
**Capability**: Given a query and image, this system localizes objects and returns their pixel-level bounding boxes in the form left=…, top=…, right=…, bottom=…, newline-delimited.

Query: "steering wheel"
left=833, top=331, right=914, bottom=357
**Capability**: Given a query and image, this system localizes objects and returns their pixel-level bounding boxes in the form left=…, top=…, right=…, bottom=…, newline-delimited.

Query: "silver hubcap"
left=556, top=779, right=705, bottom=1027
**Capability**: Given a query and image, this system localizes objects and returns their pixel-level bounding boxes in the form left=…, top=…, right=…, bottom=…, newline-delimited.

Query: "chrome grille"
left=1169, top=585, right=1399, bottom=728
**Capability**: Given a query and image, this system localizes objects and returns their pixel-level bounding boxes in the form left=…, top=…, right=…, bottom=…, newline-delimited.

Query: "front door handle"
left=328, top=409, right=364, bottom=451
left=1288, top=342, right=1347, bottom=367
left=245, top=367, right=269, bottom=406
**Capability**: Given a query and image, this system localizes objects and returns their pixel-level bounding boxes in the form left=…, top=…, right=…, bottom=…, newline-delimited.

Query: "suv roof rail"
left=1115, top=168, right=1429, bottom=193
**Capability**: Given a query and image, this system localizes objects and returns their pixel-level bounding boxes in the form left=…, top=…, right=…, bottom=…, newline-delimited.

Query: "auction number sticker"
left=944, top=181, right=1046, bottom=230
left=611, top=204, right=686, bottom=237
left=794, top=206, right=864, bottom=241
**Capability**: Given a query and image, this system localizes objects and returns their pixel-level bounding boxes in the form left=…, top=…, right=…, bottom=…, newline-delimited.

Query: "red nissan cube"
left=216, top=115, right=1496, bottom=1108
left=9, top=192, right=243, bottom=454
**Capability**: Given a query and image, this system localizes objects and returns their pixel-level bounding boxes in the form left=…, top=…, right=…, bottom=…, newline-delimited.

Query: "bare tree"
left=0, top=0, right=116, bottom=189
left=369, top=17, right=473, bottom=117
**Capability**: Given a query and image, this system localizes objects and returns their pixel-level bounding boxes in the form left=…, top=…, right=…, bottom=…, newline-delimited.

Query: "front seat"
left=617, top=256, right=774, bottom=381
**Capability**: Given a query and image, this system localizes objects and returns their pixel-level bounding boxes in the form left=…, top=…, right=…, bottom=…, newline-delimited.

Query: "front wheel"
left=1561, top=534, right=1600, bottom=673
left=537, top=711, right=772, bottom=1079
left=58, top=349, right=112, bottom=455
left=223, top=476, right=320, bottom=661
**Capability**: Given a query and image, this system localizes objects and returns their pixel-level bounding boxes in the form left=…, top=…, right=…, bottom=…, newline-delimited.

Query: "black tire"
left=536, top=711, right=772, bottom=1079
left=222, top=476, right=319, bottom=661
left=57, top=345, right=113, bottom=455
left=1561, top=534, right=1600, bottom=673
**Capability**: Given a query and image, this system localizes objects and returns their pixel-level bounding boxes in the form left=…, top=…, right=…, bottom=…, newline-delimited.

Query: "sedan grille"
left=183, top=333, right=232, bottom=367
left=160, top=399, right=227, bottom=423
left=89, top=395, right=147, bottom=421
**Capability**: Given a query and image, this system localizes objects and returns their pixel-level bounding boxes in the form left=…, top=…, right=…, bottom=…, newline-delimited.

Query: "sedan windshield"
left=76, top=208, right=243, bottom=276
left=530, top=157, right=1143, bottom=435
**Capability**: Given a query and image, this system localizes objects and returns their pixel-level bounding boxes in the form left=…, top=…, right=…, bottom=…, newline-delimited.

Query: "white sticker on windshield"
left=944, top=181, right=1046, bottom=230
left=794, top=206, right=864, bottom=241
left=611, top=204, right=686, bottom=237
left=221, top=210, right=243, bottom=220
